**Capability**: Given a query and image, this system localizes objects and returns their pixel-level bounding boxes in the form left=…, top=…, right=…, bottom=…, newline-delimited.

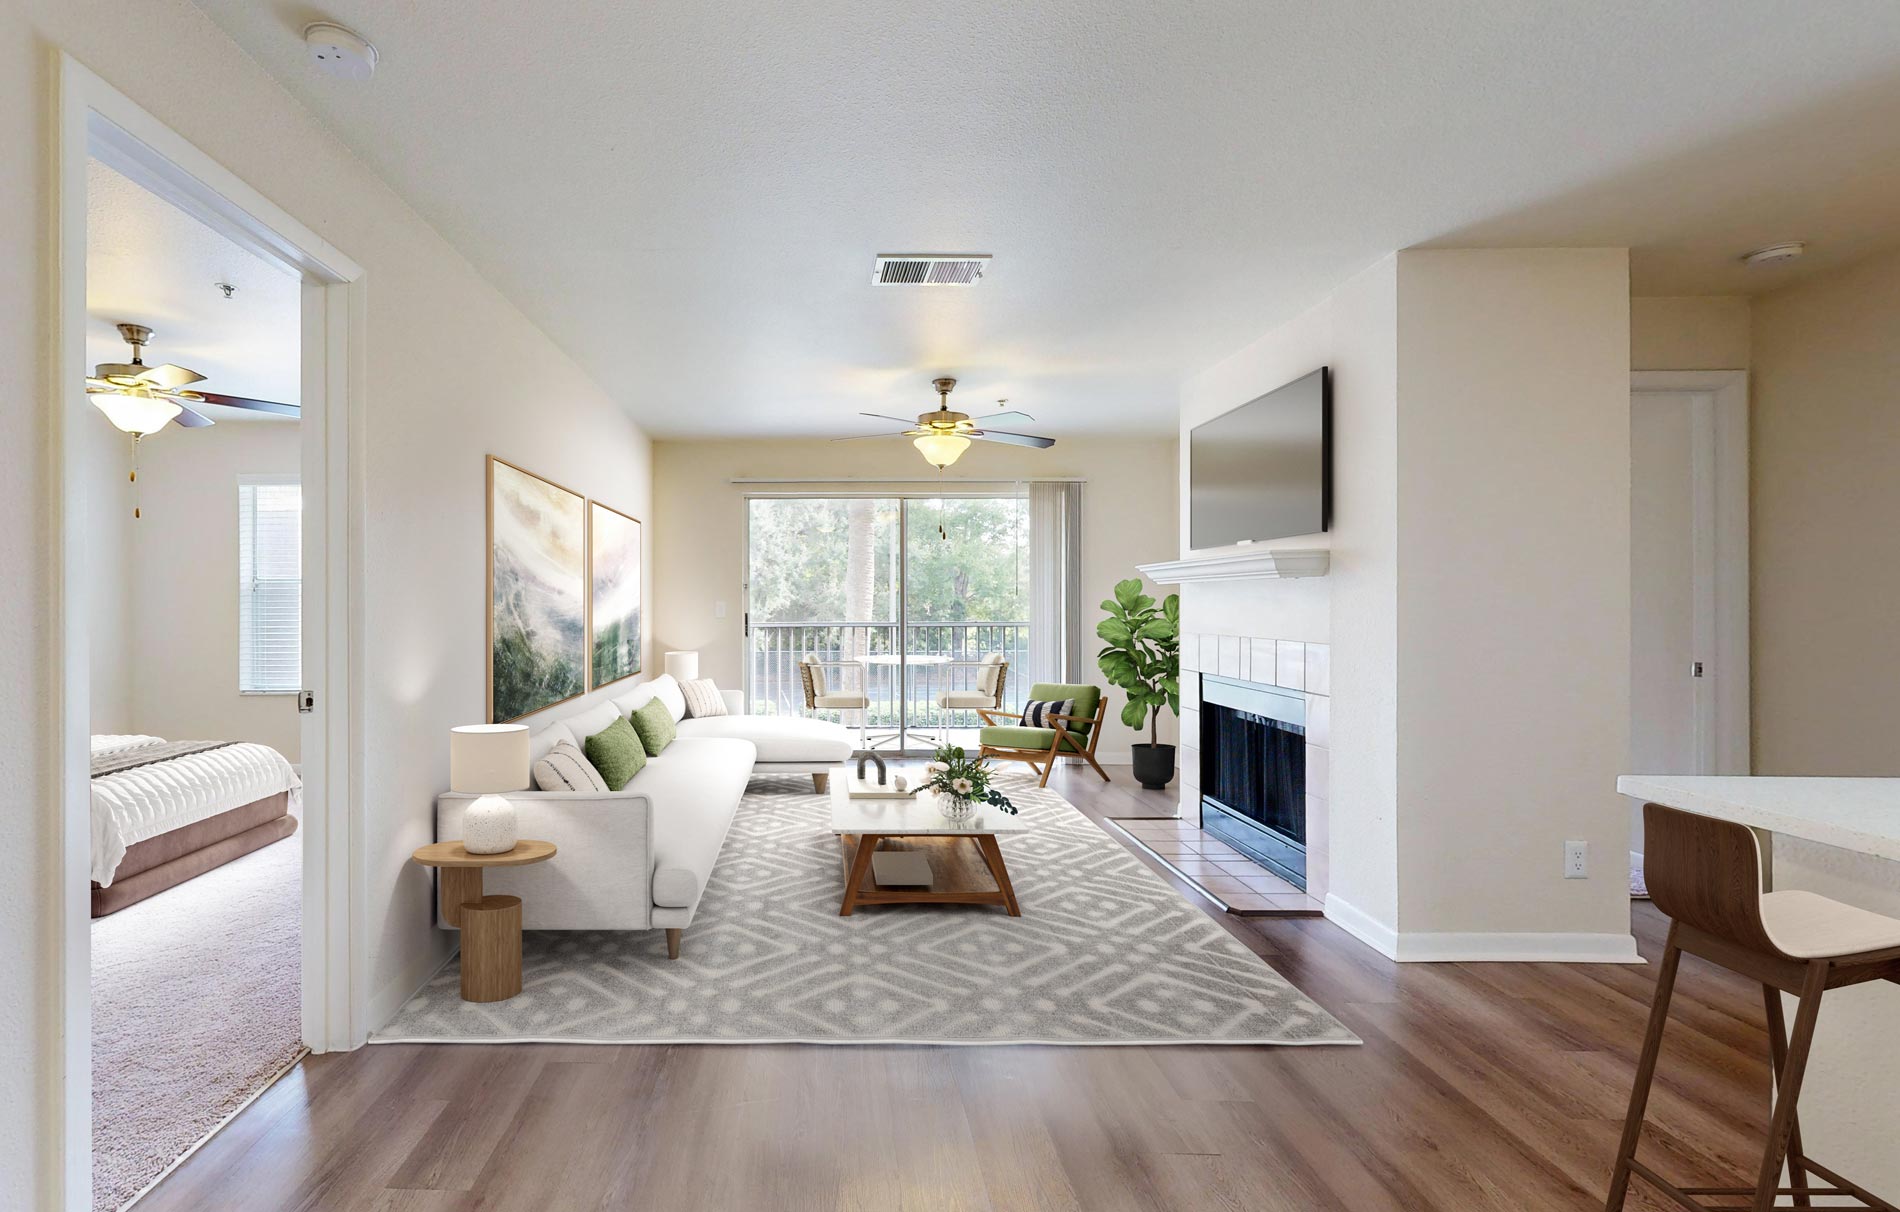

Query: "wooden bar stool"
left=1606, top=802, right=1900, bottom=1212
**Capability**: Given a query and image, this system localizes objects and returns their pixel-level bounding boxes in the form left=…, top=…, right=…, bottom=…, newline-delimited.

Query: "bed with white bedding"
left=90, top=734, right=301, bottom=916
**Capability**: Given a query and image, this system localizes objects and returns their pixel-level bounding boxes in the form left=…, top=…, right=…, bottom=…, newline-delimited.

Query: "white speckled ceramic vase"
left=463, top=794, right=518, bottom=854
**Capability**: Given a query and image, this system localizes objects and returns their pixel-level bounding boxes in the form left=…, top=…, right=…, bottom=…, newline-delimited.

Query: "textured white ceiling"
left=193, top=0, right=1900, bottom=436
left=86, top=159, right=300, bottom=422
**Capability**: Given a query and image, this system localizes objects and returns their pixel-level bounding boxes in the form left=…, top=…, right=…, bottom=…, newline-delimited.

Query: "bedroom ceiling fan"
left=85, top=323, right=299, bottom=518
left=837, top=377, right=1055, bottom=470
left=86, top=323, right=299, bottom=431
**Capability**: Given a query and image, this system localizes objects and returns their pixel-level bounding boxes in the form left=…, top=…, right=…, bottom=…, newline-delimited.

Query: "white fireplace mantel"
left=1137, top=548, right=1330, bottom=584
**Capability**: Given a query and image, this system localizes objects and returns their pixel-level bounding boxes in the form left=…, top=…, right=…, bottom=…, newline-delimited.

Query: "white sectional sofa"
left=436, top=674, right=852, bottom=957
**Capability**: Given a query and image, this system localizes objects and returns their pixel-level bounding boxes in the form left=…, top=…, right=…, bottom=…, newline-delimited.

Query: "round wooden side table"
left=411, top=839, right=556, bottom=1003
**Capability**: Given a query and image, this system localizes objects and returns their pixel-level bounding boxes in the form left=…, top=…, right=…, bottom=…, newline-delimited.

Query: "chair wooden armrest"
left=973, top=707, right=1015, bottom=727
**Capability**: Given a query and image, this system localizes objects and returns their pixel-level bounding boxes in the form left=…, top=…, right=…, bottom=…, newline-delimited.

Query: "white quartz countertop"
left=1618, top=775, right=1900, bottom=863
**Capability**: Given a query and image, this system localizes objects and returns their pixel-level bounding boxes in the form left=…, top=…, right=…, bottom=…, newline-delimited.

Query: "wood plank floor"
left=138, top=765, right=1770, bottom=1212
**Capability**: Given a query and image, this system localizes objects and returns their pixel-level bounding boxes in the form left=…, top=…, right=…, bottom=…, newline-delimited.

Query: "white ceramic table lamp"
left=450, top=724, right=529, bottom=854
left=664, top=651, right=699, bottom=682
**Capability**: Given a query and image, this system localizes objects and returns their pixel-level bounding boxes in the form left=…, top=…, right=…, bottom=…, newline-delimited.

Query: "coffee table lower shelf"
left=837, top=833, right=1021, bottom=916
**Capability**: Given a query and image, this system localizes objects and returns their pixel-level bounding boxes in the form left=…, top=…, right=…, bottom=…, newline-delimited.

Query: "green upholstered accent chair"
left=977, top=682, right=1110, bottom=787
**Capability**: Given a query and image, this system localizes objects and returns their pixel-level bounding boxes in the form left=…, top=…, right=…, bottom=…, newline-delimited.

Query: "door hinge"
left=1692, top=661, right=1705, bottom=678
left=743, top=611, right=750, bottom=638
left=298, top=689, right=316, bottom=713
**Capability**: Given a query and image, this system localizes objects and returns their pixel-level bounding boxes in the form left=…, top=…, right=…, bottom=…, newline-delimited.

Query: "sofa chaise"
left=436, top=673, right=851, bottom=957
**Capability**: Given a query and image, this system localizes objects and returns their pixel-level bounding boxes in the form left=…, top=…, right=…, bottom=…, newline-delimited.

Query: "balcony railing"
left=748, top=621, right=1031, bottom=740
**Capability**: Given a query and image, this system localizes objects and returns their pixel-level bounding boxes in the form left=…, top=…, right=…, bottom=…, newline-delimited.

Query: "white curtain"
left=1027, top=481, right=1083, bottom=687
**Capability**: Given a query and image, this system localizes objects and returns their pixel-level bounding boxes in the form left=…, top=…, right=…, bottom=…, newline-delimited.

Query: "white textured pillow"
left=532, top=740, right=609, bottom=792
left=680, top=678, right=728, bottom=718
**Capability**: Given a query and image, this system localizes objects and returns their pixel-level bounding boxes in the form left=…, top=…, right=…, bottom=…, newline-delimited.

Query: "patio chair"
left=932, top=653, right=1008, bottom=746
left=977, top=682, right=1110, bottom=787
left=800, top=654, right=873, bottom=748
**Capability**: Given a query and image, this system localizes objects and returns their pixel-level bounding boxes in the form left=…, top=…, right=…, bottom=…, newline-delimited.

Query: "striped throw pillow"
left=531, top=740, right=609, bottom=792
left=1019, top=698, right=1075, bottom=728
left=680, top=678, right=728, bottom=718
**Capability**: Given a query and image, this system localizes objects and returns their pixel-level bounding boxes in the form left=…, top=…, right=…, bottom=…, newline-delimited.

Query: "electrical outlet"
left=1564, top=840, right=1589, bottom=879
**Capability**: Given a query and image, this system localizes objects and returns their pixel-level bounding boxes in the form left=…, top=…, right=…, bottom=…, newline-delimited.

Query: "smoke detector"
left=871, top=254, right=991, bottom=286
left=304, top=22, right=378, bottom=80
left=1741, top=242, right=1805, bottom=268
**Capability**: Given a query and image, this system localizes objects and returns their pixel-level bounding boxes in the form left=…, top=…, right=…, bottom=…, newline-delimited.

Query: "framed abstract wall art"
left=588, top=500, right=643, bottom=690
left=487, top=457, right=587, bottom=722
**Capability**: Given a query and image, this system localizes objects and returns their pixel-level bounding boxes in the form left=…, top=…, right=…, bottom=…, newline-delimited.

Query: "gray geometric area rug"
left=374, top=774, right=1358, bottom=1047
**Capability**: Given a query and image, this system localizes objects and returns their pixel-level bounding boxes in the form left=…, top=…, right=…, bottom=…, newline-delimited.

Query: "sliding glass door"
left=746, top=493, right=1030, bottom=750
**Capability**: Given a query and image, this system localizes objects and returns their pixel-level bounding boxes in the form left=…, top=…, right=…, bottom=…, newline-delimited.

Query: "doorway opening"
left=58, top=57, right=363, bottom=1212
left=82, top=155, right=310, bottom=1210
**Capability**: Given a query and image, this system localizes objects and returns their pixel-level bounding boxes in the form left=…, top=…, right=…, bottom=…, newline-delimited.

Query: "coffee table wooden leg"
left=974, top=835, right=1021, bottom=916
left=840, top=834, right=880, bottom=916
left=460, top=894, right=523, bottom=1002
left=439, top=867, right=483, bottom=928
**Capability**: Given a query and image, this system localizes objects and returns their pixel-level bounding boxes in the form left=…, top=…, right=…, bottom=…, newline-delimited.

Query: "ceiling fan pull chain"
left=130, top=433, right=142, bottom=520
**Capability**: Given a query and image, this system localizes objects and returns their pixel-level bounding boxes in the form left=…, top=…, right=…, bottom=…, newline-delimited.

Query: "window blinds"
left=238, top=479, right=302, bottom=694
left=1027, top=480, right=1083, bottom=685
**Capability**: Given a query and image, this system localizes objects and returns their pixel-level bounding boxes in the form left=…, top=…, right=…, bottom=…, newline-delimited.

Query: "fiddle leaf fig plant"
left=1095, top=577, right=1180, bottom=745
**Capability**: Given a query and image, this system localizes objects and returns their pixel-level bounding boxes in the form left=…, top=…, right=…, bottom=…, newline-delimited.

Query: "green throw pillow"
left=583, top=716, right=647, bottom=791
left=629, top=697, right=677, bottom=756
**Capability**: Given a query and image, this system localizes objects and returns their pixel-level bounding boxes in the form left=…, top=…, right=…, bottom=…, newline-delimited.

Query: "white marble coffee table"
left=827, top=770, right=1027, bottom=917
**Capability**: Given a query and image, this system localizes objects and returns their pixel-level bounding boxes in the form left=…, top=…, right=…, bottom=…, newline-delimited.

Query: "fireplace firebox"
left=1199, top=675, right=1307, bottom=888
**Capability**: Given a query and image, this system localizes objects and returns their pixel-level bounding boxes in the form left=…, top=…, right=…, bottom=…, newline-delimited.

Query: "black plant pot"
left=1131, top=743, right=1177, bottom=791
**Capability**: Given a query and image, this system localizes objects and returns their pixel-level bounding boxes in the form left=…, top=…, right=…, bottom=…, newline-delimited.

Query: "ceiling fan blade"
left=968, top=429, right=1056, bottom=449
left=195, top=391, right=301, bottom=417
left=860, top=411, right=923, bottom=425
left=975, top=410, right=1035, bottom=425
left=171, top=403, right=216, bottom=428
left=830, top=432, right=905, bottom=442
left=140, top=363, right=208, bottom=389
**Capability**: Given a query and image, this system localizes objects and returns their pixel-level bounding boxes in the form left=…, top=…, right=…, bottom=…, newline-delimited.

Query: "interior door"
left=1629, top=388, right=1716, bottom=854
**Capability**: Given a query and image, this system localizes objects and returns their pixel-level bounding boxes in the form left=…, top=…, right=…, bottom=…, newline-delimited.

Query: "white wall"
left=1175, top=250, right=1634, bottom=958
left=2, top=3, right=654, bottom=1194
left=651, top=436, right=1178, bottom=761
left=1394, top=249, right=1632, bottom=942
left=80, top=405, right=136, bottom=735
left=127, top=421, right=304, bottom=760
left=1750, top=250, right=1900, bottom=777
left=1745, top=247, right=1900, bottom=1190
left=1177, top=254, right=1398, bottom=925
left=1631, top=295, right=1750, bottom=370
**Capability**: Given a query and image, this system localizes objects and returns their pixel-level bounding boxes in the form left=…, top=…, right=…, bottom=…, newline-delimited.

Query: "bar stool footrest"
left=1629, top=1154, right=1897, bottom=1211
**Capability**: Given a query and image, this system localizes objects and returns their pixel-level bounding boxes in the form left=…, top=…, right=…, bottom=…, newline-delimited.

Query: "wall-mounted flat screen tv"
left=1189, top=366, right=1331, bottom=549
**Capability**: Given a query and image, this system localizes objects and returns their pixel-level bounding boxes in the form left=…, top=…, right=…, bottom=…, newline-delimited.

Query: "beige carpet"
left=90, top=827, right=304, bottom=1211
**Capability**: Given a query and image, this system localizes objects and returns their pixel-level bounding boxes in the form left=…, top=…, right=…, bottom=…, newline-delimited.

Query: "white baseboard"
left=1323, top=893, right=1400, bottom=958
left=1324, top=894, right=1643, bottom=964
left=1388, top=931, right=1643, bottom=964
left=367, top=936, right=455, bottom=1039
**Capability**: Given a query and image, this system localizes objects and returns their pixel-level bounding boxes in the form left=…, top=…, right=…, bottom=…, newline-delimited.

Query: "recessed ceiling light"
left=1741, top=242, right=1805, bottom=268
left=304, top=22, right=378, bottom=80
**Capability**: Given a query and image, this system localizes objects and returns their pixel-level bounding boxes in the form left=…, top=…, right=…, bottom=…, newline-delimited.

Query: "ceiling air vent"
left=872, top=254, right=991, bottom=286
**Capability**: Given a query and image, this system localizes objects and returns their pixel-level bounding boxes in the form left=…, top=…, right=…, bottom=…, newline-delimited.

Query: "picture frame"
left=587, top=499, right=643, bottom=691
left=486, top=456, right=588, bottom=723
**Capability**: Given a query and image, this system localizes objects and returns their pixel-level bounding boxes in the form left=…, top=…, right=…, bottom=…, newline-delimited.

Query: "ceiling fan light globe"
left=90, top=391, right=182, bottom=436
left=913, top=432, right=970, bottom=469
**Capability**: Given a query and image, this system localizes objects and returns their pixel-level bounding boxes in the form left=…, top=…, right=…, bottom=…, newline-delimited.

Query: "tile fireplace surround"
left=1179, top=631, right=1331, bottom=904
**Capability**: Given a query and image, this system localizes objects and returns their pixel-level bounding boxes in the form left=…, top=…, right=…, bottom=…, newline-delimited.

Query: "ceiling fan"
left=838, top=377, right=1056, bottom=470
left=85, top=323, right=299, bottom=519
left=86, top=323, right=299, bottom=434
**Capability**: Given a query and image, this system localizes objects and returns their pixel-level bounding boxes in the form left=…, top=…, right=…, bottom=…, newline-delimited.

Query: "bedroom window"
left=238, top=477, right=302, bottom=694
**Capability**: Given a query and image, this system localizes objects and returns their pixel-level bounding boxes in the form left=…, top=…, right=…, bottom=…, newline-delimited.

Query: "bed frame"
left=90, top=791, right=298, bottom=917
